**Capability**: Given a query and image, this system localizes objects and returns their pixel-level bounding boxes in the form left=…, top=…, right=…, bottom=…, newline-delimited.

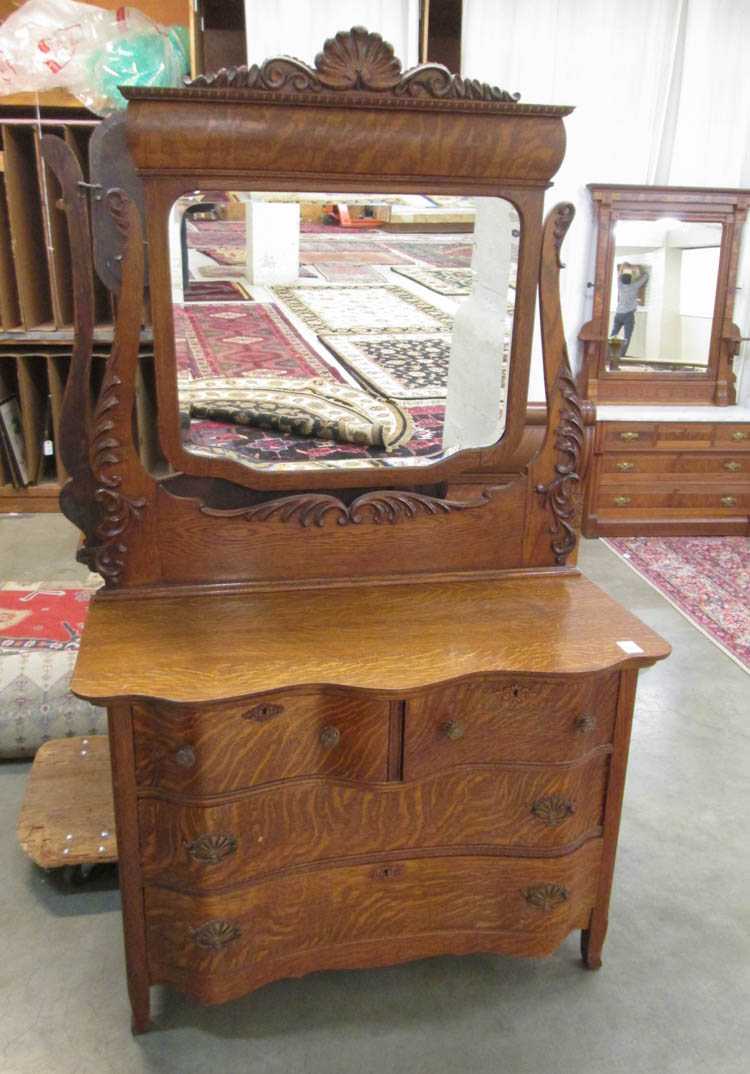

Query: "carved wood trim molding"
left=88, top=190, right=147, bottom=586
left=184, top=26, right=521, bottom=103
left=535, top=368, right=585, bottom=566
left=200, top=487, right=499, bottom=528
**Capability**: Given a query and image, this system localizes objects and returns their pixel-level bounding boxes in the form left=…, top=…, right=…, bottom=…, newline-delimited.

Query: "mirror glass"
left=169, top=191, right=519, bottom=473
left=606, top=219, right=722, bottom=373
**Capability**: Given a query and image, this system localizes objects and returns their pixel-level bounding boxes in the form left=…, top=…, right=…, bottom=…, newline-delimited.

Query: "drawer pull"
left=186, top=833, right=238, bottom=865
left=242, top=702, right=284, bottom=723
left=613, top=496, right=631, bottom=506
left=720, top=496, right=737, bottom=507
left=619, top=431, right=640, bottom=441
left=190, top=920, right=241, bottom=951
left=723, top=461, right=742, bottom=472
left=442, top=719, right=465, bottom=741
left=574, top=713, right=596, bottom=734
left=531, top=795, right=576, bottom=827
left=731, top=430, right=748, bottom=441
left=319, top=725, right=341, bottom=750
left=174, top=746, right=196, bottom=769
left=523, top=883, right=570, bottom=911
left=615, top=461, right=635, bottom=472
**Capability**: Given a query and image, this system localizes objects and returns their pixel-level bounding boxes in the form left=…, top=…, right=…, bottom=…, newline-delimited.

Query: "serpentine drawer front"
left=133, top=693, right=393, bottom=794
left=138, top=755, right=608, bottom=890
left=403, top=673, right=618, bottom=776
left=144, top=843, right=604, bottom=1006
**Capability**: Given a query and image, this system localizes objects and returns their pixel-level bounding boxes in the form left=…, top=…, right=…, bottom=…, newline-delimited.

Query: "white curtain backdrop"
left=463, top=0, right=750, bottom=403
left=244, top=1, right=419, bottom=69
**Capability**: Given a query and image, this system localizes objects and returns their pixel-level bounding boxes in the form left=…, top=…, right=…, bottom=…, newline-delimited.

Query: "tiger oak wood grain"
left=132, top=694, right=391, bottom=794
left=403, top=672, right=619, bottom=776
left=138, top=758, right=607, bottom=890
left=72, top=575, right=670, bottom=704
left=144, top=842, right=602, bottom=1005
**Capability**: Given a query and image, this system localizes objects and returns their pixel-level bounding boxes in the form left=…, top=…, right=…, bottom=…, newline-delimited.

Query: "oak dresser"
left=45, top=27, right=670, bottom=1031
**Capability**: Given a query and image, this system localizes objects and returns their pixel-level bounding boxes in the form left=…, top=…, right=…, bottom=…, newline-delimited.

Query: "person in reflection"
left=611, top=263, right=649, bottom=357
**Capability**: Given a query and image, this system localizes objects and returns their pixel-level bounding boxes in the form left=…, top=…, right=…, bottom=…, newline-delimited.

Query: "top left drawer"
left=132, top=692, right=392, bottom=796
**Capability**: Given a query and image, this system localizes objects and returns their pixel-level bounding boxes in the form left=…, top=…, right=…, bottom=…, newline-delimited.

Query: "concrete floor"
left=0, top=517, right=748, bottom=1074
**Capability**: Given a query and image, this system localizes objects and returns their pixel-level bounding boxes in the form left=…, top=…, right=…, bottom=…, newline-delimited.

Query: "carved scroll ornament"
left=201, top=487, right=498, bottom=528
left=186, top=26, right=521, bottom=104
left=535, top=368, right=585, bottom=566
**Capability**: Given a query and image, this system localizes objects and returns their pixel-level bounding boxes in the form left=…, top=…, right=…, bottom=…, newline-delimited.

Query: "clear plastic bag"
left=0, top=1, right=188, bottom=114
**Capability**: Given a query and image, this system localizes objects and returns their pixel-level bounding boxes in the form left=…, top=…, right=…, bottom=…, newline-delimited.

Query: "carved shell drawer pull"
left=523, top=884, right=569, bottom=911
left=619, top=431, right=640, bottom=441
left=174, top=746, right=196, bottom=769
left=574, top=713, right=596, bottom=735
left=186, top=833, right=238, bottom=865
left=613, top=496, right=631, bottom=507
left=189, top=920, right=241, bottom=951
left=723, top=461, right=741, bottom=472
left=442, top=719, right=465, bottom=741
left=615, top=461, right=635, bottom=472
left=531, top=795, right=576, bottom=827
left=720, top=496, right=737, bottom=507
left=319, top=725, right=341, bottom=750
left=242, top=702, right=284, bottom=723
left=731, top=430, right=747, bottom=441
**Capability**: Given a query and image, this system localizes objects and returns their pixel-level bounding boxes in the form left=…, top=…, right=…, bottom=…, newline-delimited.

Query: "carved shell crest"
left=316, top=26, right=402, bottom=90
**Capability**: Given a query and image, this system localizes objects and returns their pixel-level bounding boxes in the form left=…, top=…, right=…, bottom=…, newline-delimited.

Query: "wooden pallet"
left=17, top=735, right=117, bottom=871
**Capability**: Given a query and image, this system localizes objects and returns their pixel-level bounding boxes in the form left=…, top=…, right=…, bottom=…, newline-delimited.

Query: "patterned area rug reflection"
left=174, top=303, right=444, bottom=466
left=322, top=334, right=450, bottom=402
left=174, top=303, right=342, bottom=380
left=392, top=266, right=475, bottom=295
left=185, top=280, right=251, bottom=302
left=603, top=536, right=750, bottom=672
left=273, top=284, right=454, bottom=334
left=383, top=240, right=474, bottom=268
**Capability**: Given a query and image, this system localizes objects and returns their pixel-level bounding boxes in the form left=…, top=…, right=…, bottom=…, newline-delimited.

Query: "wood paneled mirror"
left=579, top=184, right=750, bottom=406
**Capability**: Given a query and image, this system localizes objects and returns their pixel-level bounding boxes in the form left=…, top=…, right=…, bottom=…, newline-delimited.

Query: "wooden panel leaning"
left=57, top=27, right=670, bottom=1032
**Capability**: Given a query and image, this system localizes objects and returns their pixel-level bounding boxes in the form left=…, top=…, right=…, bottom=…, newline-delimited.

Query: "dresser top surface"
left=595, top=405, right=750, bottom=423
left=71, top=574, right=670, bottom=704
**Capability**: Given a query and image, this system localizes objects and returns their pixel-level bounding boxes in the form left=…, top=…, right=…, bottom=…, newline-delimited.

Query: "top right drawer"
left=403, top=673, right=619, bottom=779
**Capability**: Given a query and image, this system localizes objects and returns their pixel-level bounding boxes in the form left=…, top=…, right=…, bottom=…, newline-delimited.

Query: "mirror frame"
left=580, top=184, right=750, bottom=406
left=124, top=45, right=571, bottom=492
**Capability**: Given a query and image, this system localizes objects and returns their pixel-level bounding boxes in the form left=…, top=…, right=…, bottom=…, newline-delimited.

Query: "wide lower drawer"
left=139, top=756, right=608, bottom=889
left=145, top=841, right=603, bottom=1003
left=600, top=452, right=750, bottom=479
left=402, top=672, right=618, bottom=777
left=133, top=691, right=392, bottom=795
left=595, top=486, right=750, bottom=512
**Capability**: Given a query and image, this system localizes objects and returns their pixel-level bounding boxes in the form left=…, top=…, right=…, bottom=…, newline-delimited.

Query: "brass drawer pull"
left=619, top=431, right=640, bottom=441
left=731, top=430, right=748, bottom=441
left=319, top=725, right=341, bottom=749
left=531, top=795, right=576, bottom=826
left=574, top=713, right=596, bottom=734
left=442, top=719, right=465, bottom=741
left=190, top=920, right=241, bottom=951
left=523, top=884, right=569, bottom=910
left=174, top=745, right=196, bottom=769
left=186, top=833, right=238, bottom=865
left=613, top=495, right=631, bottom=506
left=720, top=496, right=737, bottom=507
left=723, top=461, right=742, bottom=472
left=242, top=702, right=284, bottom=723
left=615, top=461, right=635, bottom=472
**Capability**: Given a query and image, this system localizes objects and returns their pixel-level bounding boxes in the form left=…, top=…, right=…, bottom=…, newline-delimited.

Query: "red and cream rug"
left=603, top=537, right=749, bottom=672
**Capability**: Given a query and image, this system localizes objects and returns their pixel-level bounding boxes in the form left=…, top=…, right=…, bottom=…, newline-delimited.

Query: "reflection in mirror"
left=169, top=191, right=519, bottom=473
left=607, top=219, right=722, bottom=373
